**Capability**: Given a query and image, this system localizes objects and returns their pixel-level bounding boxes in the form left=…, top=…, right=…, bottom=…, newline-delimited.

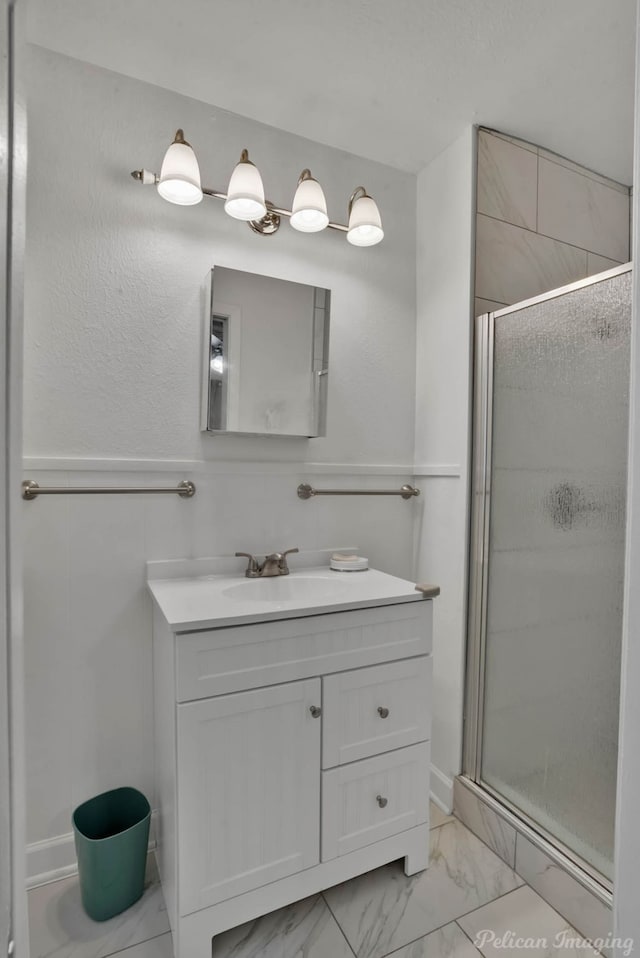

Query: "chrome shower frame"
left=463, top=261, right=633, bottom=899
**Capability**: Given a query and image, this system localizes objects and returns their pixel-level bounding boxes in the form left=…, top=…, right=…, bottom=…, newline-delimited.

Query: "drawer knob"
left=377, top=707, right=390, bottom=719
left=376, top=794, right=388, bottom=808
left=309, top=705, right=322, bottom=718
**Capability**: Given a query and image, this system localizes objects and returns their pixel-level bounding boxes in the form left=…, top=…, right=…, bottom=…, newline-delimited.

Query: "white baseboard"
left=26, top=831, right=78, bottom=889
left=430, top=763, right=454, bottom=814
left=26, top=810, right=158, bottom=889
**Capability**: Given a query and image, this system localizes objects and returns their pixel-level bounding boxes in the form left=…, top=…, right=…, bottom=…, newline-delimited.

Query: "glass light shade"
left=224, top=151, right=267, bottom=221
left=290, top=173, right=329, bottom=233
left=347, top=193, right=384, bottom=247
left=157, top=131, right=203, bottom=206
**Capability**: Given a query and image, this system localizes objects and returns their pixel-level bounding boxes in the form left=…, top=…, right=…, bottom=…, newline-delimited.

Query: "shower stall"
left=464, top=264, right=632, bottom=890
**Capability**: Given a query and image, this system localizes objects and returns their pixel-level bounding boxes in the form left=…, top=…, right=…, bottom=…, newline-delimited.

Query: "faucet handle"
left=278, top=547, right=299, bottom=574
left=235, top=552, right=259, bottom=577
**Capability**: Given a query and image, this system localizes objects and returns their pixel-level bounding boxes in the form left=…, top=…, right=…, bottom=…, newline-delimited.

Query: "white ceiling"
left=26, top=0, right=637, bottom=183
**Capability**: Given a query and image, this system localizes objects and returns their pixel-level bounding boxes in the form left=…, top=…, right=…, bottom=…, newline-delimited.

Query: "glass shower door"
left=469, top=267, right=631, bottom=883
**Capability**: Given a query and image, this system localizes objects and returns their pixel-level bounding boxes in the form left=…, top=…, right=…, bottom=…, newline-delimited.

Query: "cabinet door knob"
left=309, top=705, right=322, bottom=718
left=377, top=706, right=390, bottom=718
left=376, top=794, right=388, bottom=808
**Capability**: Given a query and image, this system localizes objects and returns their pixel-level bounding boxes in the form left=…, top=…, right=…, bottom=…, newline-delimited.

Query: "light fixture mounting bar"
left=131, top=169, right=349, bottom=233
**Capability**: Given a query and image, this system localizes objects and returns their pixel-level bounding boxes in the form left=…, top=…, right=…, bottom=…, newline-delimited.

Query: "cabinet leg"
left=403, top=834, right=430, bottom=876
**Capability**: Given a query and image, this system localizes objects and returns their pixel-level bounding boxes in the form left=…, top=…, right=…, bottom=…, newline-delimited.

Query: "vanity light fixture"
left=224, top=149, right=267, bottom=221
left=131, top=130, right=384, bottom=246
left=290, top=169, right=329, bottom=233
left=157, top=129, right=203, bottom=206
left=346, top=187, right=385, bottom=247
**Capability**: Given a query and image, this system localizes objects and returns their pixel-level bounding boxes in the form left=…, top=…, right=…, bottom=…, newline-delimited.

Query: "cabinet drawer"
left=176, top=602, right=432, bottom=701
left=321, top=742, right=430, bottom=861
left=322, top=657, right=432, bottom=768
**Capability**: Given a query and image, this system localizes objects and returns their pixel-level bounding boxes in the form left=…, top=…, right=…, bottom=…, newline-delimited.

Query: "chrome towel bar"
left=297, top=483, right=419, bottom=500
left=22, top=480, right=196, bottom=501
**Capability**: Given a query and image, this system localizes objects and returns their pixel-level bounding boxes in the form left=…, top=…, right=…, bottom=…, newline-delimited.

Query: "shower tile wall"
left=475, top=128, right=631, bottom=315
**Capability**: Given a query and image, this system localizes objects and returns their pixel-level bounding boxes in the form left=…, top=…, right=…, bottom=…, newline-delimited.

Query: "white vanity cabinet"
left=151, top=578, right=435, bottom=958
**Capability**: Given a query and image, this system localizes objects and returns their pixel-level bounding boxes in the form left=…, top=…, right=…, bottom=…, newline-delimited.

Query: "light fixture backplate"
left=248, top=202, right=281, bottom=236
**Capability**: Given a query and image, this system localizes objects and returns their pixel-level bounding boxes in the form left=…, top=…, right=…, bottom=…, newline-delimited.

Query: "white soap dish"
left=330, top=553, right=369, bottom=572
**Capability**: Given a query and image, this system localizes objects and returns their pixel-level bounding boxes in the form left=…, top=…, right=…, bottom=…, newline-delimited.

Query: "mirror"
left=201, top=266, right=330, bottom=438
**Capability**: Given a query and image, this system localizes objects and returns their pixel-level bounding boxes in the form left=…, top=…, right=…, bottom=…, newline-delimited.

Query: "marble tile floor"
left=28, top=803, right=605, bottom=958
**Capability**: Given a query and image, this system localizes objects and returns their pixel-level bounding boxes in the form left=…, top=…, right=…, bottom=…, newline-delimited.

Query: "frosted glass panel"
left=480, top=270, right=631, bottom=881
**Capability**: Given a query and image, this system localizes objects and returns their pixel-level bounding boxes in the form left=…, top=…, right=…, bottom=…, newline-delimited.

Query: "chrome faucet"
left=235, top=548, right=299, bottom=578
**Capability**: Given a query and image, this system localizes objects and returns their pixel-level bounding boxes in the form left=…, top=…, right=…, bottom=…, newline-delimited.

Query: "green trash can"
left=72, top=786, right=151, bottom=922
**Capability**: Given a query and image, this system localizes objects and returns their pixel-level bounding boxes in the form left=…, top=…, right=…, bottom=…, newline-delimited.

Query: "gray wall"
left=22, top=44, right=418, bottom=880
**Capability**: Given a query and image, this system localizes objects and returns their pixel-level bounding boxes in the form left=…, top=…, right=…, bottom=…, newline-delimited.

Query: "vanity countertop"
left=148, top=564, right=435, bottom=632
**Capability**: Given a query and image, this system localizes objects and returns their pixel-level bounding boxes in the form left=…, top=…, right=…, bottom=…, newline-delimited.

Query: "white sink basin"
left=222, top=575, right=350, bottom=604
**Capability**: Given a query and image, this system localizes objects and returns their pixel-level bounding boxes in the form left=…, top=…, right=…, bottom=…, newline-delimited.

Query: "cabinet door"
left=177, top=679, right=321, bottom=915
